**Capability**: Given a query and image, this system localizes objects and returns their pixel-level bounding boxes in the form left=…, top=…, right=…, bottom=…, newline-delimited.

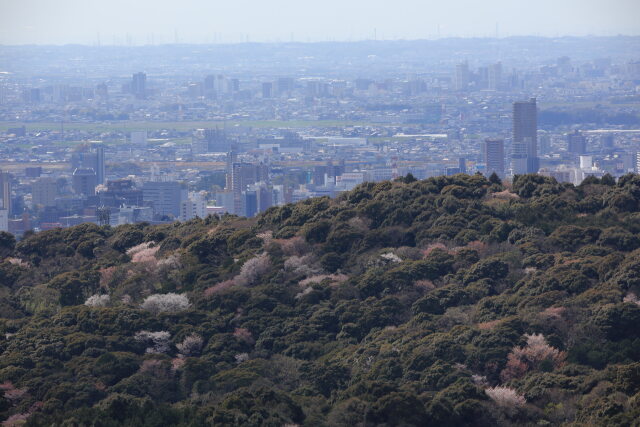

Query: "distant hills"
left=1, top=36, right=638, bottom=77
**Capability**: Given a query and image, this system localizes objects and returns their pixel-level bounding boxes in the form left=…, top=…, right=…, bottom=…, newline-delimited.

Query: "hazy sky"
left=1, top=0, right=639, bottom=45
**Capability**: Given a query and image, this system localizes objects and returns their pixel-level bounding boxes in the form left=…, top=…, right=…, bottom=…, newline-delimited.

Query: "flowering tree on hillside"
left=501, top=333, right=566, bottom=381
left=485, top=386, right=526, bottom=416
left=235, top=253, right=271, bottom=286
left=84, top=294, right=110, bottom=307
left=140, top=293, right=190, bottom=314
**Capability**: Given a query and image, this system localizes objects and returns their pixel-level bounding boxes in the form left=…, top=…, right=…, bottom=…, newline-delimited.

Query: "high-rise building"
left=579, top=156, right=593, bottom=169
left=72, top=168, right=97, bottom=196
left=204, top=128, right=230, bottom=152
left=204, top=75, right=216, bottom=99
left=538, top=131, right=551, bottom=155
left=95, top=146, right=105, bottom=185
left=71, top=150, right=96, bottom=171
left=454, top=62, right=469, bottom=91
left=242, top=190, right=258, bottom=218
left=215, top=75, right=227, bottom=94
left=142, top=181, right=185, bottom=218
left=71, top=146, right=105, bottom=184
left=484, top=138, right=505, bottom=178
left=52, top=84, right=68, bottom=103
left=313, top=166, right=326, bottom=186
left=32, top=177, right=58, bottom=207
left=271, top=185, right=288, bottom=207
left=114, top=206, right=153, bottom=226
left=0, top=171, right=13, bottom=214
left=22, top=88, right=41, bottom=103
left=98, top=179, right=144, bottom=208
left=262, top=82, right=273, bottom=99
left=458, top=157, right=467, bottom=174
left=247, top=182, right=273, bottom=214
left=276, top=77, right=295, bottom=95
left=180, top=191, right=207, bottom=221
left=313, top=159, right=345, bottom=186
left=225, top=150, right=269, bottom=215
left=0, top=172, right=11, bottom=214
left=488, top=62, right=502, bottom=91
left=511, top=139, right=530, bottom=175
left=513, top=98, right=538, bottom=173
left=620, top=153, right=635, bottom=173
left=0, top=209, right=7, bottom=232
left=229, top=78, right=239, bottom=93
left=0, top=171, right=11, bottom=210
left=215, top=191, right=235, bottom=214
left=567, top=130, right=587, bottom=155
left=132, top=72, right=147, bottom=99
left=11, top=195, right=24, bottom=217
left=225, top=150, right=237, bottom=189
left=230, top=163, right=255, bottom=214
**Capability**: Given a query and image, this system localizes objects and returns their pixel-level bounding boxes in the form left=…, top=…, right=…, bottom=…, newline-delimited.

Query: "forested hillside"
left=2, top=173, right=640, bottom=426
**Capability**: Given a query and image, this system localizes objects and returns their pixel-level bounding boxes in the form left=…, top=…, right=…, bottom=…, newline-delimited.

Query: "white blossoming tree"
left=140, top=293, right=190, bottom=314
left=84, top=294, right=110, bottom=307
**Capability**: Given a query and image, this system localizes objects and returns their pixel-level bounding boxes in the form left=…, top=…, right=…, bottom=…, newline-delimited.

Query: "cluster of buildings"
left=1, top=39, right=639, bottom=235
left=482, top=97, right=639, bottom=184
left=1, top=94, right=637, bottom=236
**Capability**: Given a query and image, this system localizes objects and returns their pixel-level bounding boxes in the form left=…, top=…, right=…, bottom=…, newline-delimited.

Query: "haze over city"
left=2, top=1, right=640, bottom=426
left=1, top=0, right=639, bottom=45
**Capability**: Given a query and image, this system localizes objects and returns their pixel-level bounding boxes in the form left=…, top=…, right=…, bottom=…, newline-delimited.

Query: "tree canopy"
left=2, top=173, right=640, bottom=425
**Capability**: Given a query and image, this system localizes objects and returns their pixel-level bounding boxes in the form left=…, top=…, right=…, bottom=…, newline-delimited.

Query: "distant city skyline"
left=1, top=0, right=639, bottom=45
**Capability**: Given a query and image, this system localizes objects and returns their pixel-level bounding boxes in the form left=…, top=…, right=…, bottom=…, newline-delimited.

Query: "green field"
left=0, top=120, right=374, bottom=133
